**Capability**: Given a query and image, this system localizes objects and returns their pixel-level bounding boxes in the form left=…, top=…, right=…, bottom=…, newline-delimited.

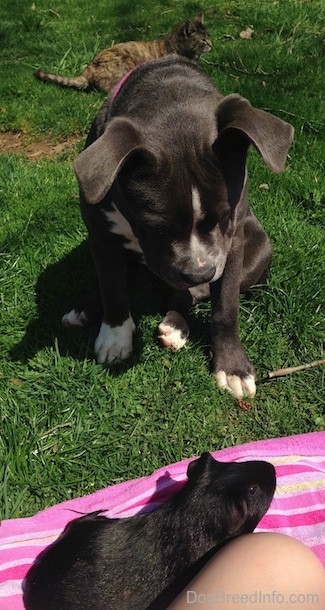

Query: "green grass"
left=0, top=0, right=324, bottom=520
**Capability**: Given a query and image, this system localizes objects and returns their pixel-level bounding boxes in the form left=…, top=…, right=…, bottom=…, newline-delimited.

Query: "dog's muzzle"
left=178, top=265, right=216, bottom=287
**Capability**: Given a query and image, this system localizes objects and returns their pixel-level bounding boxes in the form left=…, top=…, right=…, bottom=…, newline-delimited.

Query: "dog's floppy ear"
left=73, top=117, right=153, bottom=204
left=215, top=94, right=294, bottom=173
left=187, top=452, right=215, bottom=480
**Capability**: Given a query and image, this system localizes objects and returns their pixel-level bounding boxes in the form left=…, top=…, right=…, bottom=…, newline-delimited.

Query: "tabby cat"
left=34, top=14, right=212, bottom=94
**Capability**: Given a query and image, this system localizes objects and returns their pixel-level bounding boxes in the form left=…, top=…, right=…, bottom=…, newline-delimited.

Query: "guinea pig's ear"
left=187, top=452, right=215, bottom=480
left=226, top=498, right=248, bottom=534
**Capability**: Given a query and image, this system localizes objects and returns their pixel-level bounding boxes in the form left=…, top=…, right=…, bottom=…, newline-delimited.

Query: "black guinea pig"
left=24, top=453, right=276, bottom=610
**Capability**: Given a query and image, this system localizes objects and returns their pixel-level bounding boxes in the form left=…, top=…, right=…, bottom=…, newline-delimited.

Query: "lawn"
left=0, top=0, right=324, bottom=519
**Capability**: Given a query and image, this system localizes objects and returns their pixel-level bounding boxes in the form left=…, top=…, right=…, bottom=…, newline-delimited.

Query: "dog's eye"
left=219, top=211, right=230, bottom=224
left=218, top=212, right=231, bottom=235
left=153, top=226, right=168, bottom=238
left=198, top=215, right=216, bottom=233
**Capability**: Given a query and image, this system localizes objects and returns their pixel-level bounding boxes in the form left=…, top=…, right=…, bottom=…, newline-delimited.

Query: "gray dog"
left=63, top=56, right=294, bottom=399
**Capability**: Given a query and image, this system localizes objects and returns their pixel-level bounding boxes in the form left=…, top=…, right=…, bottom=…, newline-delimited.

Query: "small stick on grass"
left=268, top=358, right=325, bottom=379
left=40, top=422, right=73, bottom=438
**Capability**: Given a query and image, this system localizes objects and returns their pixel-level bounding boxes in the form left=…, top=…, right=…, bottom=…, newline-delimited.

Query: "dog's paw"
left=62, top=309, right=88, bottom=329
left=94, top=316, right=136, bottom=364
left=215, top=370, right=256, bottom=400
left=212, top=340, right=256, bottom=399
left=157, top=311, right=189, bottom=351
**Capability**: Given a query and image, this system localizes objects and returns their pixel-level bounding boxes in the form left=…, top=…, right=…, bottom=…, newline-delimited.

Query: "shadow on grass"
left=9, top=233, right=266, bottom=377
left=10, top=240, right=96, bottom=363
left=9, top=240, right=190, bottom=367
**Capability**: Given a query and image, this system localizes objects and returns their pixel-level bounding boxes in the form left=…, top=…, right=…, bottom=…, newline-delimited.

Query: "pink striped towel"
left=1, top=431, right=324, bottom=609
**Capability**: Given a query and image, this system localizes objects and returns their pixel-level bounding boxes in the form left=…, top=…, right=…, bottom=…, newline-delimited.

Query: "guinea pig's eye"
left=249, top=485, right=258, bottom=495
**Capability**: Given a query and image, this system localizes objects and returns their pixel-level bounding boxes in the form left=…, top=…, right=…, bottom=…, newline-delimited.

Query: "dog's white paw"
left=158, top=311, right=189, bottom=351
left=94, top=316, right=136, bottom=364
left=215, top=371, right=256, bottom=400
left=62, top=309, right=88, bottom=329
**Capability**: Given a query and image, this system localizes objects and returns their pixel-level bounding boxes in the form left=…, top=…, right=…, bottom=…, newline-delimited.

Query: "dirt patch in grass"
left=0, top=131, right=82, bottom=159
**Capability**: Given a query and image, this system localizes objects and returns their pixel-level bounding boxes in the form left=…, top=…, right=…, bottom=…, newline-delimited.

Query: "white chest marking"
left=103, top=204, right=144, bottom=257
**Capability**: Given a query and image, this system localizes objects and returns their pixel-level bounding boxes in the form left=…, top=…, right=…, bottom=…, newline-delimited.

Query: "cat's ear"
left=193, top=13, right=204, bottom=24
left=183, top=17, right=197, bottom=36
left=74, top=118, right=153, bottom=204
left=184, top=13, right=204, bottom=35
left=214, top=94, right=294, bottom=173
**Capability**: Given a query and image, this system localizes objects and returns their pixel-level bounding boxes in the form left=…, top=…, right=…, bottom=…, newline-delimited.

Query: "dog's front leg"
left=210, top=235, right=256, bottom=399
left=91, top=240, right=135, bottom=364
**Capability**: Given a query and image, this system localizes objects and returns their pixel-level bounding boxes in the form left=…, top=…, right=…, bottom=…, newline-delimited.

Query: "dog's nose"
left=179, top=266, right=216, bottom=286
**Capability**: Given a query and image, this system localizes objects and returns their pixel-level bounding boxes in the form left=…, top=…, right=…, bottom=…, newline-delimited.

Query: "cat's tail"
left=34, top=69, right=89, bottom=90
